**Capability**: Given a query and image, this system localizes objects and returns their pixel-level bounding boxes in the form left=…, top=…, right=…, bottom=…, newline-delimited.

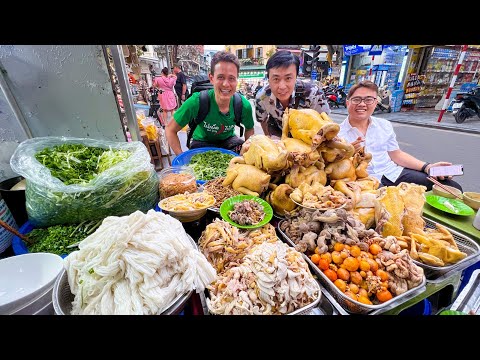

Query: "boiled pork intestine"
left=376, top=249, right=424, bottom=295
left=280, top=208, right=378, bottom=254
left=206, top=241, right=320, bottom=315
left=290, top=183, right=351, bottom=210
left=198, top=219, right=277, bottom=274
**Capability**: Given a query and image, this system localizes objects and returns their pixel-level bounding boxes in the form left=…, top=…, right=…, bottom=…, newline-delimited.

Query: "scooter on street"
left=374, top=85, right=392, bottom=113
left=324, top=85, right=347, bottom=108
left=452, top=87, right=480, bottom=123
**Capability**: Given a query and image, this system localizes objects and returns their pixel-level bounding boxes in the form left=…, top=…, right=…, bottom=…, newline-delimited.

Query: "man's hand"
left=427, top=161, right=453, bottom=181
left=351, top=136, right=365, bottom=152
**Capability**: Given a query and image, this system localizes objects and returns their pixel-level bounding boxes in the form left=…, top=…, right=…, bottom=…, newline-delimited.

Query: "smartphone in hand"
left=429, top=164, right=464, bottom=177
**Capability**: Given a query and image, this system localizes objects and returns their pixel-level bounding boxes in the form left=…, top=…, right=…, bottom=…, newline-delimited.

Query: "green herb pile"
left=26, top=143, right=159, bottom=227
left=35, top=144, right=131, bottom=185
left=27, top=220, right=102, bottom=256
left=188, top=150, right=235, bottom=181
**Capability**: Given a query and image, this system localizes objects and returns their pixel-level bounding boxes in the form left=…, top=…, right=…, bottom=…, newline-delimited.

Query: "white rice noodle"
left=65, top=209, right=216, bottom=315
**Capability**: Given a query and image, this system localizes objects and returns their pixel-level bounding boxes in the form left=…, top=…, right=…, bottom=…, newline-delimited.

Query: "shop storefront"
left=344, top=45, right=408, bottom=92
left=238, top=65, right=266, bottom=90
left=413, top=45, right=480, bottom=109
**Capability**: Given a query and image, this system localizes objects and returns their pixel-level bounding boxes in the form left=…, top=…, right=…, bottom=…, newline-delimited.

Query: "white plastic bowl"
left=0, top=253, right=64, bottom=315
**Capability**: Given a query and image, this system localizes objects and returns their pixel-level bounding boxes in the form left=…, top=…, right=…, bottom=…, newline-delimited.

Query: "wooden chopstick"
left=427, top=177, right=463, bottom=200
left=0, top=219, right=33, bottom=245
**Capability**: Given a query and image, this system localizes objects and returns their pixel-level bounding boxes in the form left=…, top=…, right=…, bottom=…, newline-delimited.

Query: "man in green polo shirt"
left=166, top=51, right=255, bottom=155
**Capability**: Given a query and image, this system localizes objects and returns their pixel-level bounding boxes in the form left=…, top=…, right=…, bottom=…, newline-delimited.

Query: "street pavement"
left=329, top=106, right=480, bottom=134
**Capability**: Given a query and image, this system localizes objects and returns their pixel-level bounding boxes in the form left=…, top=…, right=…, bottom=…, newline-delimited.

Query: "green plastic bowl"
left=219, top=195, right=273, bottom=229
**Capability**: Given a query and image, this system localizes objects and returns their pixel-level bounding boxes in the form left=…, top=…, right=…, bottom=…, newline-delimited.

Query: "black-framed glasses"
left=349, top=96, right=377, bottom=105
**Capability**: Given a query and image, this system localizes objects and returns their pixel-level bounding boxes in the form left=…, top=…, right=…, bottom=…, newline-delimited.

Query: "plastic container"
left=158, top=166, right=197, bottom=199
left=399, top=299, right=432, bottom=316
left=0, top=176, right=27, bottom=226
left=0, top=194, right=17, bottom=254
left=171, top=147, right=238, bottom=185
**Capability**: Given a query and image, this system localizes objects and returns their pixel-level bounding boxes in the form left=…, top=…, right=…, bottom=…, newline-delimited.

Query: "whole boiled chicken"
left=241, top=134, right=288, bottom=173
left=282, top=108, right=340, bottom=148
left=222, top=157, right=271, bottom=197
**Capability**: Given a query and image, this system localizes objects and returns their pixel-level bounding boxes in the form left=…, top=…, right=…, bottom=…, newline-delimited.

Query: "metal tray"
left=205, top=260, right=322, bottom=315
left=449, top=269, right=480, bottom=315
left=301, top=281, right=349, bottom=315
left=52, top=234, right=197, bottom=315
left=277, top=221, right=427, bottom=315
left=413, top=218, right=480, bottom=280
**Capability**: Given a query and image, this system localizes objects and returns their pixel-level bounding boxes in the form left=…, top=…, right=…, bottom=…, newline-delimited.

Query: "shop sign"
left=343, top=45, right=371, bottom=56
left=369, top=45, right=384, bottom=55
left=240, top=71, right=265, bottom=79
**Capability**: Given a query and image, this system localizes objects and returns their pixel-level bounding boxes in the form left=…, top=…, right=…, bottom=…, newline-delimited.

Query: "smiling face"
left=268, top=64, right=297, bottom=105
left=209, top=61, right=238, bottom=104
left=346, top=86, right=378, bottom=123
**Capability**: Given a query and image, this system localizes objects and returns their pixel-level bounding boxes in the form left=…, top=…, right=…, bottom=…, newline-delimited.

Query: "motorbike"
left=375, top=85, right=392, bottom=113
left=324, top=85, right=347, bottom=108
left=452, top=87, right=480, bottom=123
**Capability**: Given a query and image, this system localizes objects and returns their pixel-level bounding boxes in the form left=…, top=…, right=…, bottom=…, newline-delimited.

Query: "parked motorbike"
left=375, top=85, right=392, bottom=113
left=324, top=85, right=347, bottom=108
left=452, top=87, right=480, bottom=123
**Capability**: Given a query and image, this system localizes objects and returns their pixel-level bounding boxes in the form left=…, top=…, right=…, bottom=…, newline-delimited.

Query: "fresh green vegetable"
left=188, top=151, right=234, bottom=181
left=26, top=169, right=159, bottom=226
left=34, top=144, right=132, bottom=185
left=27, top=220, right=102, bottom=256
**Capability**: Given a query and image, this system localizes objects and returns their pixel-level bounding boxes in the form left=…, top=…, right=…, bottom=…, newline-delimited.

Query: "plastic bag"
left=136, top=110, right=146, bottom=130
left=10, top=136, right=159, bottom=227
left=141, top=117, right=158, bottom=141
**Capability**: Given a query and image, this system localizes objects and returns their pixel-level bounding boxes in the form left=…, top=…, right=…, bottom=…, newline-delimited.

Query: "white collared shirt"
left=338, top=115, right=403, bottom=182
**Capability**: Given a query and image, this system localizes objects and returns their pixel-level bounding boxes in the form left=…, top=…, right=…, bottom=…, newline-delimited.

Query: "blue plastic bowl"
left=171, top=147, right=238, bottom=185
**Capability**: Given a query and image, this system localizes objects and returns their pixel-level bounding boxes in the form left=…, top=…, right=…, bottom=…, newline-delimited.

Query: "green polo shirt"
left=173, top=89, right=254, bottom=142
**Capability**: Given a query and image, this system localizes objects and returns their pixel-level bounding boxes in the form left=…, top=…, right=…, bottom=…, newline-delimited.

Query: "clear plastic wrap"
left=10, top=136, right=159, bottom=227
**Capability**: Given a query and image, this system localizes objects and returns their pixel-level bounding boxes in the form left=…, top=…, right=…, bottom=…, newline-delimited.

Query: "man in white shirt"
left=338, top=80, right=462, bottom=191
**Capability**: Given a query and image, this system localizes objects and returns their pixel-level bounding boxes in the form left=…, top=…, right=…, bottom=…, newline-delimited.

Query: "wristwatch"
left=421, top=162, right=431, bottom=174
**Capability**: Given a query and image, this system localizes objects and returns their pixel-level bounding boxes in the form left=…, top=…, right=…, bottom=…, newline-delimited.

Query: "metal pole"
left=438, top=45, right=469, bottom=122
left=109, top=45, right=140, bottom=141
left=165, top=45, right=171, bottom=71
left=0, top=62, right=33, bottom=138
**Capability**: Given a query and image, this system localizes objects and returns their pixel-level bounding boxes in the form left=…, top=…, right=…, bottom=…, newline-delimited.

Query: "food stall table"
left=422, top=192, right=480, bottom=243
left=417, top=191, right=480, bottom=313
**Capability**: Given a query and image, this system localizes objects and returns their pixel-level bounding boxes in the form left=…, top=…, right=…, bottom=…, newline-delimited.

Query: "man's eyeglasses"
left=349, top=96, right=377, bottom=105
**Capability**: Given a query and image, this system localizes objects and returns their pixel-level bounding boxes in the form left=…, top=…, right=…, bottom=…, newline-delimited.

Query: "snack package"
left=142, top=117, right=158, bottom=141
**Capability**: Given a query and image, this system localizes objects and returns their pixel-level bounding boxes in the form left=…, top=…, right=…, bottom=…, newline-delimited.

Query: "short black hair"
left=266, top=50, right=300, bottom=79
left=210, top=51, right=240, bottom=75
